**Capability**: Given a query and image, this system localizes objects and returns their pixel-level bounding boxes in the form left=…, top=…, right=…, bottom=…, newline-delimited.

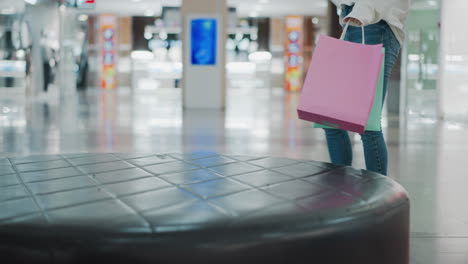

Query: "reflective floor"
left=1, top=85, right=468, bottom=263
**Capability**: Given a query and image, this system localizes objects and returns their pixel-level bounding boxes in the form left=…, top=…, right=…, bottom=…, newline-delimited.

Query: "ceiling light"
left=259, top=0, right=270, bottom=3
left=132, top=0, right=142, bottom=2
left=16, top=50, right=25, bottom=59
left=25, top=0, right=38, bottom=4
left=78, top=14, right=88, bottom=21
left=144, top=31, right=153, bottom=40
left=159, top=32, right=168, bottom=41
left=131, top=51, right=154, bottom=60
left=249, top=51, right=272, bottom=62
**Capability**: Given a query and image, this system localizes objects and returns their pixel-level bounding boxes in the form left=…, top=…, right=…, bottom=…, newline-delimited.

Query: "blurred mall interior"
left=0, top=0, right=468, bottom=263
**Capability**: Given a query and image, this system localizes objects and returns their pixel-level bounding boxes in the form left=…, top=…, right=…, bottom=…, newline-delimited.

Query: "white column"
left=181, top=0, right=227, bottom=110
left=439, top=0, right=468, bottom=121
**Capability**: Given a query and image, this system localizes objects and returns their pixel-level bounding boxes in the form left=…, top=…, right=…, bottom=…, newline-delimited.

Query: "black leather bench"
left=0, top=153, right=410, bottom=263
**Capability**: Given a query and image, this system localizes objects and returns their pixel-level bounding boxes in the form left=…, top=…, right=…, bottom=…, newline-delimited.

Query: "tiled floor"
left=1, top=86, right=468, bottom=263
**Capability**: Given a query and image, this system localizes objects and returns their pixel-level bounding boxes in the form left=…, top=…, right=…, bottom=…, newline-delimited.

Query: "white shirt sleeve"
left=331, top=0, right=410, bottom=44
left=342, top=0, right=410, bottom=27
left=344, top=1, right=378, bottom=26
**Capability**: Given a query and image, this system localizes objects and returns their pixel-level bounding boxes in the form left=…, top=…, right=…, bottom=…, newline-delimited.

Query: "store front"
left=0, top=6, right=29, bottom=92
left=81, top=4, right=328, bottom=93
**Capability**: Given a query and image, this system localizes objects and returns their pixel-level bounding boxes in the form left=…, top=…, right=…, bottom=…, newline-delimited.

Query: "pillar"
left=181, top=0, right=227, bottom=110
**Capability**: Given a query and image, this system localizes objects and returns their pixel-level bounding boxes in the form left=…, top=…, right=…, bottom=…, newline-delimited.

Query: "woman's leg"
left=360, top=130, right=388, bottom=175
left=324, top=128, right=353, bottom=166
left=347, top=22, right=400, bottom=175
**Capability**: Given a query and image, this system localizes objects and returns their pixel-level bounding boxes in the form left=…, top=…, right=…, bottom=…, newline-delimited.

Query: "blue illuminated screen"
left=191, top=18, right=217, bottom=65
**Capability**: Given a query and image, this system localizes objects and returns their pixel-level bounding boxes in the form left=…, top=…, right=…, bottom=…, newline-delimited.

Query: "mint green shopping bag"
left=314, top=48, right=385, bottom=132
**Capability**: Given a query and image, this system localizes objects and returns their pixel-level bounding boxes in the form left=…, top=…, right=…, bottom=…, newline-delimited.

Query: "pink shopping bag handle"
left=340, top=21, right=365, bottom=45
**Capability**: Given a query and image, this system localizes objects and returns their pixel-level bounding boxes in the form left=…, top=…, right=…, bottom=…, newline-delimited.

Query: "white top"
left=331, top=0, right=410, bottom=45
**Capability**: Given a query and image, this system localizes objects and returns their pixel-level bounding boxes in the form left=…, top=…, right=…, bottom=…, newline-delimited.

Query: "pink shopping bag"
left=297, top=24, right=384, bottom=134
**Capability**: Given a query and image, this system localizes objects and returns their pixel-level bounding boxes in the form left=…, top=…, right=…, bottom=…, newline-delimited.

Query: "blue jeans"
left=324, top=5, right=401, bottom=176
